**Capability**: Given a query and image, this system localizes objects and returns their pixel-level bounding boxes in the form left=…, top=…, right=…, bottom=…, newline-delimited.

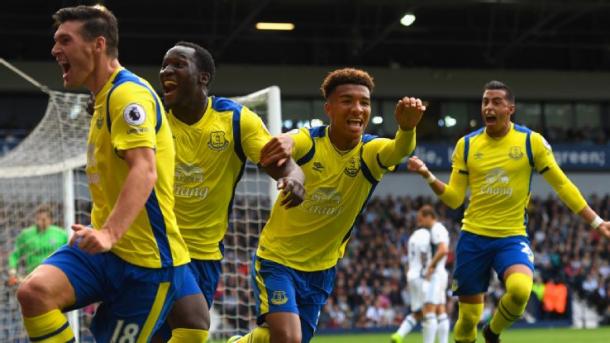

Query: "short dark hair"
left=52, top=5, right=119, bottom=58
left=418, top=204, right=437, bottom=219
left=175, top=41, right=216, bottom=87
left=35, top=204, right=53, bottom=217
left=321, top=68, right=374, bottom=99
left=484, top=80, right=514, bottom=103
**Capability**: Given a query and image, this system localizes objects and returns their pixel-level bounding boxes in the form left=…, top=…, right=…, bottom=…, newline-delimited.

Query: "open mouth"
left=347, top=118, right=363, bottom=129
left=58, top=60, right=71, bottom=80
left=162, top=80, right=178, bottom=97
left=484, top=113, right=497, bottom=125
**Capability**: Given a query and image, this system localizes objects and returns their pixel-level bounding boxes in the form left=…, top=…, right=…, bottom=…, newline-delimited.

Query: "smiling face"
left=325, top=84, right=371, bottom=149
left=481, top=89, right=515, bottom=137
left=51, top=20, right=98, bottom=89
left=159, top=45, right=206, bottom=109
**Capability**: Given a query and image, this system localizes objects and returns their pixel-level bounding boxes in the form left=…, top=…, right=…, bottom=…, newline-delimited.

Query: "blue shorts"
left=155, top=259, right=221, bottom=339
left=452, top=231, right=535, bottom=296
left=43, top=244, right=199, bottom=342
left=252, top=256, right=336, bottom=343
left=183, top=259, right=222, bottom=307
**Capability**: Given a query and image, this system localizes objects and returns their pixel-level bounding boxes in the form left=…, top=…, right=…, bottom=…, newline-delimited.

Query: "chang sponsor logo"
left=174, top=163, right=209, bottom=199
left=302, top=187, right=341, bottom=216
left=480, top=168, right=513, bottom=197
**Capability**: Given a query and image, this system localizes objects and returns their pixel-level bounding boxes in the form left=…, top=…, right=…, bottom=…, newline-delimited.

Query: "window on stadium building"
left=544, top=103, right=572, bottom=141
left=515, top=102, right=542, bottom=131
left=439, top=101, right=478, bottom=139
left=574, top=103, right=601, bottom=129
left=282, top=99, right=313, bottom=131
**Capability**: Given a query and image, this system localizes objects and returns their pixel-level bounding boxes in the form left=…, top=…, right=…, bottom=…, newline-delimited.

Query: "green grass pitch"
left=310, top=326, right=610, bottom=342
left=210, top=327, right=610, bottom=342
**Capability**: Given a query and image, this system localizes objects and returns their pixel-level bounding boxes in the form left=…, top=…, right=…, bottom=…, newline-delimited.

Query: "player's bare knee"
left=17, top=277, right=52, bottom=309
left=168, top=295, right=210, bottom=330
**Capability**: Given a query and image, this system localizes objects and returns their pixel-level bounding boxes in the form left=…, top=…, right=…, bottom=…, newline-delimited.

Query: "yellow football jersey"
left=87, top=68, right=189, bottom=268
left=446, top=123, right=586, bottom=237
left=168, top=97, right=272, bottom=260
left=257, top=126, right=416, bottom=271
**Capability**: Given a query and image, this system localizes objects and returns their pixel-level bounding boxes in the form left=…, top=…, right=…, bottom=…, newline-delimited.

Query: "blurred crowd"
left=2, top=193, right=610, bottom=337
left=317, top=194, right=610, bottom=330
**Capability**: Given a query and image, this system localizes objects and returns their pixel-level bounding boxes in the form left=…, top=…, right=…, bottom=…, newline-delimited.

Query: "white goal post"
left=0, top=84, right=282, bottom=341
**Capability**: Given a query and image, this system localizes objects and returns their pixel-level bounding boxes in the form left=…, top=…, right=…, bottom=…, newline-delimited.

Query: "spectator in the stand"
left=542, top=276, right=568, bottom=319
left=7, top=205, right=67, bottom=286
left=315, top=194, right=610, bottom=331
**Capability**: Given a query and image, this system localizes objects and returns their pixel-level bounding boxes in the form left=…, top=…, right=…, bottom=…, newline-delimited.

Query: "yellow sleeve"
left=377, top=128, right=417, bottom=167
left=532, top=132, right=587, bottom=213
left=108, top=82, right=158, bottom=152
left=439, top=138, right=468, bottom=209
left=240, top=107, right=272, bottom=164
left=290, top=128, right=314, bottom=161
left=361, top=128, right=416, bottom=180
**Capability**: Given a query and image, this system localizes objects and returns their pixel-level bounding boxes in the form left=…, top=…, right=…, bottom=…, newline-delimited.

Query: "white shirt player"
left=429, top=221, right=450, bottom=275
left=407, top=228, right=432, bottom=280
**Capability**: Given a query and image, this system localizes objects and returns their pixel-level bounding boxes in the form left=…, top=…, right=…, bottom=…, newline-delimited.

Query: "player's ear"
left=200, top=71, right=211, bottom=87
left=94, top=36, right=106, bottom=55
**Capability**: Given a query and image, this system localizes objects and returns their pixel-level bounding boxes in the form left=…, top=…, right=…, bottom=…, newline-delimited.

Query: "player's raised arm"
left=531, top=132, right=610, bottom=239
left=408, top=155, right=468, bottom=209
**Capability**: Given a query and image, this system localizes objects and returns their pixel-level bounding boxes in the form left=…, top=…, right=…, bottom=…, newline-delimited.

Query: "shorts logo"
left=271, top=290, right=288, bottom=305
left=208, top=131, right=229, bottom=151
left=508, top=146, right=524, bottom=160
left=123, top=104, right=146, bottom=126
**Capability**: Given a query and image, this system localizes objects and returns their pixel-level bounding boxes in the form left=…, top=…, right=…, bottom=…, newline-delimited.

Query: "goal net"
left=0, top=86, right=282, bottom=341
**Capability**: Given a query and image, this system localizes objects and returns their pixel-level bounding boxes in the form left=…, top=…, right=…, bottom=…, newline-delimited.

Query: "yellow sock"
left=490, top=272, right=532, bottom=335
left=453, top=302, right=483, bottom=343
left=237, top=326, right=271, bottom=343
left=168, top=328, right=209, bottom=343
left=23, top=309, right=74, bottom=343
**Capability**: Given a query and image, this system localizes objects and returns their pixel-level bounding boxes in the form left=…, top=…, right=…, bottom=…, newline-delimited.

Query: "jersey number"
left=111, top=320, right=140, bottom=343
left=520, top=242, right=534, bottom=263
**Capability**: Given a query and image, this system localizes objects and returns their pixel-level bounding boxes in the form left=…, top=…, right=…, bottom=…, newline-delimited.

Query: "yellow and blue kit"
left=443, top=123, right=587, bottom=295
left=253, top=125, right=416, bottom=342
left=43, top=69, right=199, bottom=342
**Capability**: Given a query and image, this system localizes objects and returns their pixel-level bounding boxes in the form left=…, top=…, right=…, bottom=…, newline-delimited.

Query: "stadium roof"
left=3, top=0, right=610, bottom=71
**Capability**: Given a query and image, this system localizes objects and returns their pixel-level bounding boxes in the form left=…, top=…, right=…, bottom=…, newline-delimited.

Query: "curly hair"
left=320, top=68, right=374, bottom=99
